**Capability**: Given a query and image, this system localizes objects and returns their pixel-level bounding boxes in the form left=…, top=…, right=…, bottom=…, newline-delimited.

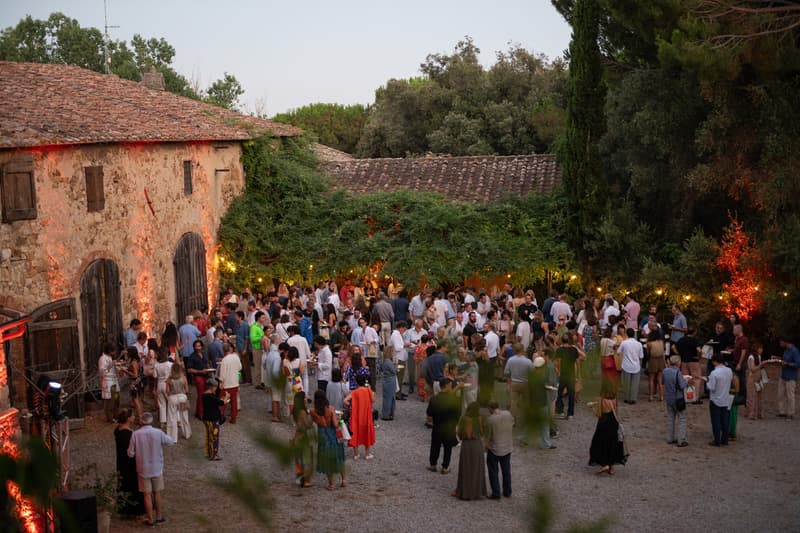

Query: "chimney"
left=141, top=66, right=165, bottom=90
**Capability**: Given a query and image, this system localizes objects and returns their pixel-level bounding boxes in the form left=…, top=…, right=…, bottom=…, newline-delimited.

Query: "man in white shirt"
left=409, top=291, right=427, bottom=322
left=313, top=336, right=333, bottom=393
left=618, top=327, right=644, bottom=403
left=549, top=294, right=573, bottom=323
left=391, top=321, right=411, bottom=399
left=217, top=343, right=243, bottom=423
left=133, top=332, right=149, bottom=360
left=362, top=321, right=381, bottom=389
left=485, top=322, right=500, bottom=361
left=601, top=297, right=620, bottom=329
left=432, top=292, right=448, bottom=326
left=98, top=342, right=119, bottom=422
left=287, top=325, right=311, bottom=392
left=127, top=412, right=175, bottom=526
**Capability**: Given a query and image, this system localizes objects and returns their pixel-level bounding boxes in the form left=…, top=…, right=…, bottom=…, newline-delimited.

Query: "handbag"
left=337, top=419, right=351, bottom=443
left=674, top=371, right=686, bottom=411
left=368, top=344, right=377, bottom=357
left=684, top=384, right=696, bottom=403
left=613, top=352, right=623, bottom=372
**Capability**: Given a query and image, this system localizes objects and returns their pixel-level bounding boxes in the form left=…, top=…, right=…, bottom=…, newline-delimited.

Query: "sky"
left=0, top=0, right=572, bottom=115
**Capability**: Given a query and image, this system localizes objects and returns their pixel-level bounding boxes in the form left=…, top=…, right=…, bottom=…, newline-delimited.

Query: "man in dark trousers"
left=426, top=378, right=462, bottom=474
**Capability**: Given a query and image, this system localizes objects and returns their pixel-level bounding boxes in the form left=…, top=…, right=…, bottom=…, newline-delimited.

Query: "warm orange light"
left=684, top=295, right=691, bottom=301
left=655, top=289, right=663, bottom=296
left=596, top=287, right=603, bottom=293
left=570, top=275, right=577, bottom=281
left=783, top=292, right=789, bottom=297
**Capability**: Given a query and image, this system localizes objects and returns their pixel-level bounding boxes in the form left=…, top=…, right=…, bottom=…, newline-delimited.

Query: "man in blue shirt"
left=178, top=315, right=201, bottom=360
left=778, top=337, right=800, bottom=420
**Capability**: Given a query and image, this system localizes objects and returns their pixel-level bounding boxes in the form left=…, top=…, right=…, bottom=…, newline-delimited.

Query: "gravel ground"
left=70, top=375, right=800, bottom=533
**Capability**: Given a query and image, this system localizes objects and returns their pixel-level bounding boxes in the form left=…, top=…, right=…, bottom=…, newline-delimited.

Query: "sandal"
left=596, top=467, right=609, bottom=475
left=301, top=482, right=313, bottom=488
left=607, top=468, right=615, bottom=476
left=340, top=481, right=347, bottom=488
left=326, top=485, right=334, bottom=491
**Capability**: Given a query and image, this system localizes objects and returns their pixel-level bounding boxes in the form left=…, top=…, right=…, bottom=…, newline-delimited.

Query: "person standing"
left=485, top=401, right=513, bottom=499
left=186, top=340, right=210, bottom=419
left=777, top=336, right=800, bottom=420
left=153, top=350, right=173, bottom=429
left=345, top=374, right=376, bottom=460
left=618, top=328, right=644, bottom=404
left=98, top=342, right=119, bottom=423
left=310, top=390, right=346, bottom=490
left=530, top=356, right=557, bottom=449
left=555, top=333, right=584, bottom=417
left=202, top=379, right=227, bottom=460
left=114, top=409, right=144, bottom=518
left=391, top=321, right=411, bottom=400
left=426, top=378, right=462, bottom=474
left=127, top=412, right=175, bottom=526
left=378, top=349, right=397, bottom=420
left=313, top=336, right=333, bottom=393
left=249, top=312, right=268, bottom=388
left=669, top=305, right=688, bottom=344
left=745, top=341, right=765, bottom=420
left=218, top=343, right=242, bottom=424
left=264, top=334, right=284, bottom=422
left=178, top=315, right=201, bottom=362
left=674, top=328, right=703, bottom=404
left=504, top=343, right=532, bottom=424
left=287, top=325, right=312, bottom=392
left=704, top=353, right=733, bottom=446
left=373, top=292, right=395, bottom=350
left=588, top=381, right=627, bottom=475
left=662, top=355, right=688, bottom=446
left=452, top=401, right=487, bottom=500
left=623, top=293, right=640, bottom=331
left=165, top=364, right=191, bottom=441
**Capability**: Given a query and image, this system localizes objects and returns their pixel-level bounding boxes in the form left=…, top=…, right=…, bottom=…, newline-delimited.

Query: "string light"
left=655, top=289, right=663, bottom=296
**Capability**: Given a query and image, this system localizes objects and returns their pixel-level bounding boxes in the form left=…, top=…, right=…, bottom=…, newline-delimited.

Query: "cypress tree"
left=557, top=0, right=606, bottom=280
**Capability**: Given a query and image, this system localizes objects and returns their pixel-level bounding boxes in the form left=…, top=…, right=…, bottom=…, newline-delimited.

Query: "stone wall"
left=0, top=140, right=244, bottom=339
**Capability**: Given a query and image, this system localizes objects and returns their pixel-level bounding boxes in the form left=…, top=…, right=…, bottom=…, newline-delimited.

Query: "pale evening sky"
left=0, top=0, right=572, bottom=115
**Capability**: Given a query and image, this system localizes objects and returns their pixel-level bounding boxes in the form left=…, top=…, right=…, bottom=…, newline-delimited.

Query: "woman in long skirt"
left=310, top=390, right=346, bottom=490
left=453, top=402, right=487, bottom=500
left=114, top=409, right=144, bottom=517
left=589, top=380, right=628, bottom=475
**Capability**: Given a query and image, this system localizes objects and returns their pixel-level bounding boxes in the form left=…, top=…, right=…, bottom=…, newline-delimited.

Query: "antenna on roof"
left=103, top=0, right=120, bottom=74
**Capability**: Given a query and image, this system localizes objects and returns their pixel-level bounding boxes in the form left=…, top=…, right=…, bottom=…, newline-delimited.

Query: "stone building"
left=0, top=61, right=299, bottom=411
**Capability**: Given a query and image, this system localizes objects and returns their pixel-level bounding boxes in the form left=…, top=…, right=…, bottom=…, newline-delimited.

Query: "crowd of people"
left=102, top=278, right=800, bottom=523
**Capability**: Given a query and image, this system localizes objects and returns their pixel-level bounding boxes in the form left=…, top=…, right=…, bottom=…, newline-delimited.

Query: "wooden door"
left=80, top=259, right=122, bottom=372
left=173, top=232, right=208, bottom=323
left=26, top=298, right=82, bottom=417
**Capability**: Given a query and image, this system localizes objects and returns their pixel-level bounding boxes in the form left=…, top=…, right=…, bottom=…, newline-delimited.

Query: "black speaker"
left=60, top=490, right=97, bottom=533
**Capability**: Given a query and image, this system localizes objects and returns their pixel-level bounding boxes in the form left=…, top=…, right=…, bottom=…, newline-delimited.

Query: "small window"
left=84, top=166, right=105, bottom=212
left=1, top=154, right=37, bottom=222
left=183, top=160, right=193, bottom=196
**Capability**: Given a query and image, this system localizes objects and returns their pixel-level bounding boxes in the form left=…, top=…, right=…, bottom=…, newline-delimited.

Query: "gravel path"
left=70, top=377, right=800, bottom=532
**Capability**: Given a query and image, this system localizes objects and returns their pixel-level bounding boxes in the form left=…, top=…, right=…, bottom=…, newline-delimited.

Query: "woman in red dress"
left=344, top=374, right=376, bottom=460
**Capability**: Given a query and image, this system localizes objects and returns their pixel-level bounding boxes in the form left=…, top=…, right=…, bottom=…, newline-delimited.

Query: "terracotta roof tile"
left=322, top=154, right=561, bottom=203
left=0, top=61, right=301, bottom=148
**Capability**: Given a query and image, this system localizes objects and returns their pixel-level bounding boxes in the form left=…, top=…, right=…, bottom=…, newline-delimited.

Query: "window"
left=1, top=154, right=37, bottom=222
left=84, top=166, right=105, bottom=212
left=183, top=160, right=193, bottom=196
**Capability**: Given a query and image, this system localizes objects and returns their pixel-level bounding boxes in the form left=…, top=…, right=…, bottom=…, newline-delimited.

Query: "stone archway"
left=173, top=232, right=208, bottom=323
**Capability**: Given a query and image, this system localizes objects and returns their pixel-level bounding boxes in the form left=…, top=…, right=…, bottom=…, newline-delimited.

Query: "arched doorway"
left=173, top=232, right=208, bottom=323
left=26, top=298, right=81, bottom=417
left=80, top=259, right=122, bottom=371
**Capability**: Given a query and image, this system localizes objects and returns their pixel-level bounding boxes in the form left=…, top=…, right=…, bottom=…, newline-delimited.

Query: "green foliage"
left=273, top=103, right=370, bottom=154
left=218, top=136, right=574, bottom=290
left=355, top=38, right=567, bottom=157
left=204, top=72, right=244, bottom=110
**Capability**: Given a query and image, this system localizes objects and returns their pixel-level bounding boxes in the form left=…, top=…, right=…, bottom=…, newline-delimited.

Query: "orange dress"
left=348, top=386, right=376, bottom=448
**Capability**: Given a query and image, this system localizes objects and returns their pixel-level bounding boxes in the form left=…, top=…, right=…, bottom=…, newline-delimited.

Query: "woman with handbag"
left=647, top=330, right=667, bottom=402
left=344, top=374, right=376, bottom=460
left=202, top=379, right=227, bottom=461
left=599, top=328, right=618, bottom=389
left=662, top=355, right=688, bottom=446
left=310, top=390, right=346, bottom=490
left=588, top=379, right=628, bottom=475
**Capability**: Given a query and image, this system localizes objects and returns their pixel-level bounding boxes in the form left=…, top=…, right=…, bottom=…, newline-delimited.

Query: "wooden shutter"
left=85, top=166, right=105, bottom=212
left=1, top=154, right=37, bottom=222
left=183, top=160, right=193, bottom=195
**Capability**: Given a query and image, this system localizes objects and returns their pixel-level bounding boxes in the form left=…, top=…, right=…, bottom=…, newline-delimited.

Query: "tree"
left=557, top=0, right=607, bottom=280
left=204, top=72, right=244, bottom=110
left=272, top=103, right=369, bottom=154
left=355, top=39, right=567, bottom=157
